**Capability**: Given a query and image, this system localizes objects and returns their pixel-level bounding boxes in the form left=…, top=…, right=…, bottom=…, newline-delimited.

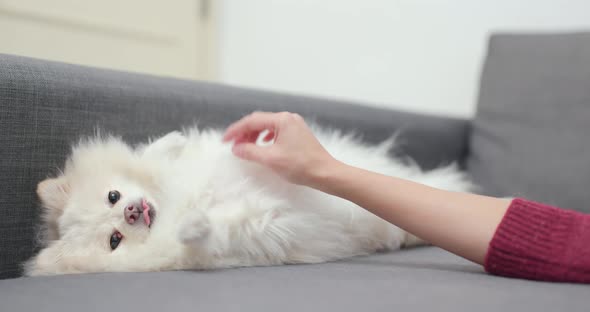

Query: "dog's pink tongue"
left=141, top=199, right=151, bottom=227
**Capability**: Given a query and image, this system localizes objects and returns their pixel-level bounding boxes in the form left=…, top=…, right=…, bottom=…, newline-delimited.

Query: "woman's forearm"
left=311, top=161, right=510, bottom=265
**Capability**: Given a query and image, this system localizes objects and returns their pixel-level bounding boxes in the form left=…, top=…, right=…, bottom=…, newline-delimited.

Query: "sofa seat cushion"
left=1, top=247, right=587, bottom=312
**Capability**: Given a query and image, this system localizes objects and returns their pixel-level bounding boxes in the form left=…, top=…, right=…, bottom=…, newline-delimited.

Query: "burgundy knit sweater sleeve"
left=484, top=198, right=590, bottom=283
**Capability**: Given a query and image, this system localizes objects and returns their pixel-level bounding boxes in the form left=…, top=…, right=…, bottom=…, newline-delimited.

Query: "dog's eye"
left=110, top=231, right=123, bottom=250
left=108, top=190, right=121, bottom=204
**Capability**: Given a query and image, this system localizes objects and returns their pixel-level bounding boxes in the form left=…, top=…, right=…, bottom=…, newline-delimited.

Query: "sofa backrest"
left=468, top=32, right=590, bottom=212
left=0, top=54, right=468, bottom=279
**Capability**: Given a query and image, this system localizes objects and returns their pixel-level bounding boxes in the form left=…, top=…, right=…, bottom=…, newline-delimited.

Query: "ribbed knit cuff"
left=484, top=198, right=590, bottom=283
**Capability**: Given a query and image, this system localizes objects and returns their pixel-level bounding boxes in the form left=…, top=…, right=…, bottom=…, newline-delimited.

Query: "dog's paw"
left=142, top=131, right=187, bottom=159
left=178, top=211, right=211, bottom=246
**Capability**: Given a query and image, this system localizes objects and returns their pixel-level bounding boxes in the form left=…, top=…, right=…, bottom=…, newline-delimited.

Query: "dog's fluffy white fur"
left=25, top=126, right=473, bottom=276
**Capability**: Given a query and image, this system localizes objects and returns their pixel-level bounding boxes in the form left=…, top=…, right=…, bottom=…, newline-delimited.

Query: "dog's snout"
left=124, top=204, right=141, bottom=224
left=123, top=200, right=155, bottom=227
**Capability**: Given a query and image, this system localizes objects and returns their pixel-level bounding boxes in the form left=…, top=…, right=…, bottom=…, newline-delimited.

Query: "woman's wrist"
left=305, top=157, right=350, bottom=193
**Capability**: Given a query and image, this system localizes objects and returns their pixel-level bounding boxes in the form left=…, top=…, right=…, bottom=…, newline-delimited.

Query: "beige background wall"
left=0, top=0, right=216, bottom=80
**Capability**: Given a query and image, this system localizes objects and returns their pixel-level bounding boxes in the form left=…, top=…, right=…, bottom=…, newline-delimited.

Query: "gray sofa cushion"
left=468, top=32, right=590, bottom=212
left=0, top=54, right=469, bottom=279
left=1, top=247, right=588, bottom=312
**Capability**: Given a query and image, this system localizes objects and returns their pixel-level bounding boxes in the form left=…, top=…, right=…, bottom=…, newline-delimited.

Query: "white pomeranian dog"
left=25, top=125, right=473, bottom=276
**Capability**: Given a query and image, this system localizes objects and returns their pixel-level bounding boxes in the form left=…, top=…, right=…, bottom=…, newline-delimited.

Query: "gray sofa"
left=1, top=32, right=589, bottom=311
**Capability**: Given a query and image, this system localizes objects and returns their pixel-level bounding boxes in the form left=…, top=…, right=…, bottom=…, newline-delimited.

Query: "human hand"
left=222, top=112, right=338, bottom=186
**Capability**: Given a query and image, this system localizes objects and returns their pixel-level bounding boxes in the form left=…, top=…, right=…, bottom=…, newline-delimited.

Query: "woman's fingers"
left=222, top=112, right=279, bottom=142
left=263, top=130, right=275, bottom=142
left=223, top=111, right=336, bottom=186
left=233, top=132, right=260, bottom=145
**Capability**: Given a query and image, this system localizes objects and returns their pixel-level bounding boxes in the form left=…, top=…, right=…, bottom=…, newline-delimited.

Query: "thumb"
left=232, top=143, right=269, bottom=164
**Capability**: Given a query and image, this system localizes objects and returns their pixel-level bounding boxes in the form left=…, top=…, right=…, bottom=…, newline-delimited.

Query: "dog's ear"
left=24, top=240, right=67, bottom=276
left=37, top=176, right=70, bottom=212
left=37, top=176, right=70, bottom=241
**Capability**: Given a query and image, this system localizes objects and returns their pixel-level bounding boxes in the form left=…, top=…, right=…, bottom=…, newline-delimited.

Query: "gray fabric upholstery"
left=468, top=32, right=590, bottom=212
left=0, top=54, right=469, bottom=279
left=1, top=247, right=588, bottom=312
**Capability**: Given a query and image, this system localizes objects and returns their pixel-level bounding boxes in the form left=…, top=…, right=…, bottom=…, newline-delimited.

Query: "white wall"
left=218, top=0, right=590, bottom=118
